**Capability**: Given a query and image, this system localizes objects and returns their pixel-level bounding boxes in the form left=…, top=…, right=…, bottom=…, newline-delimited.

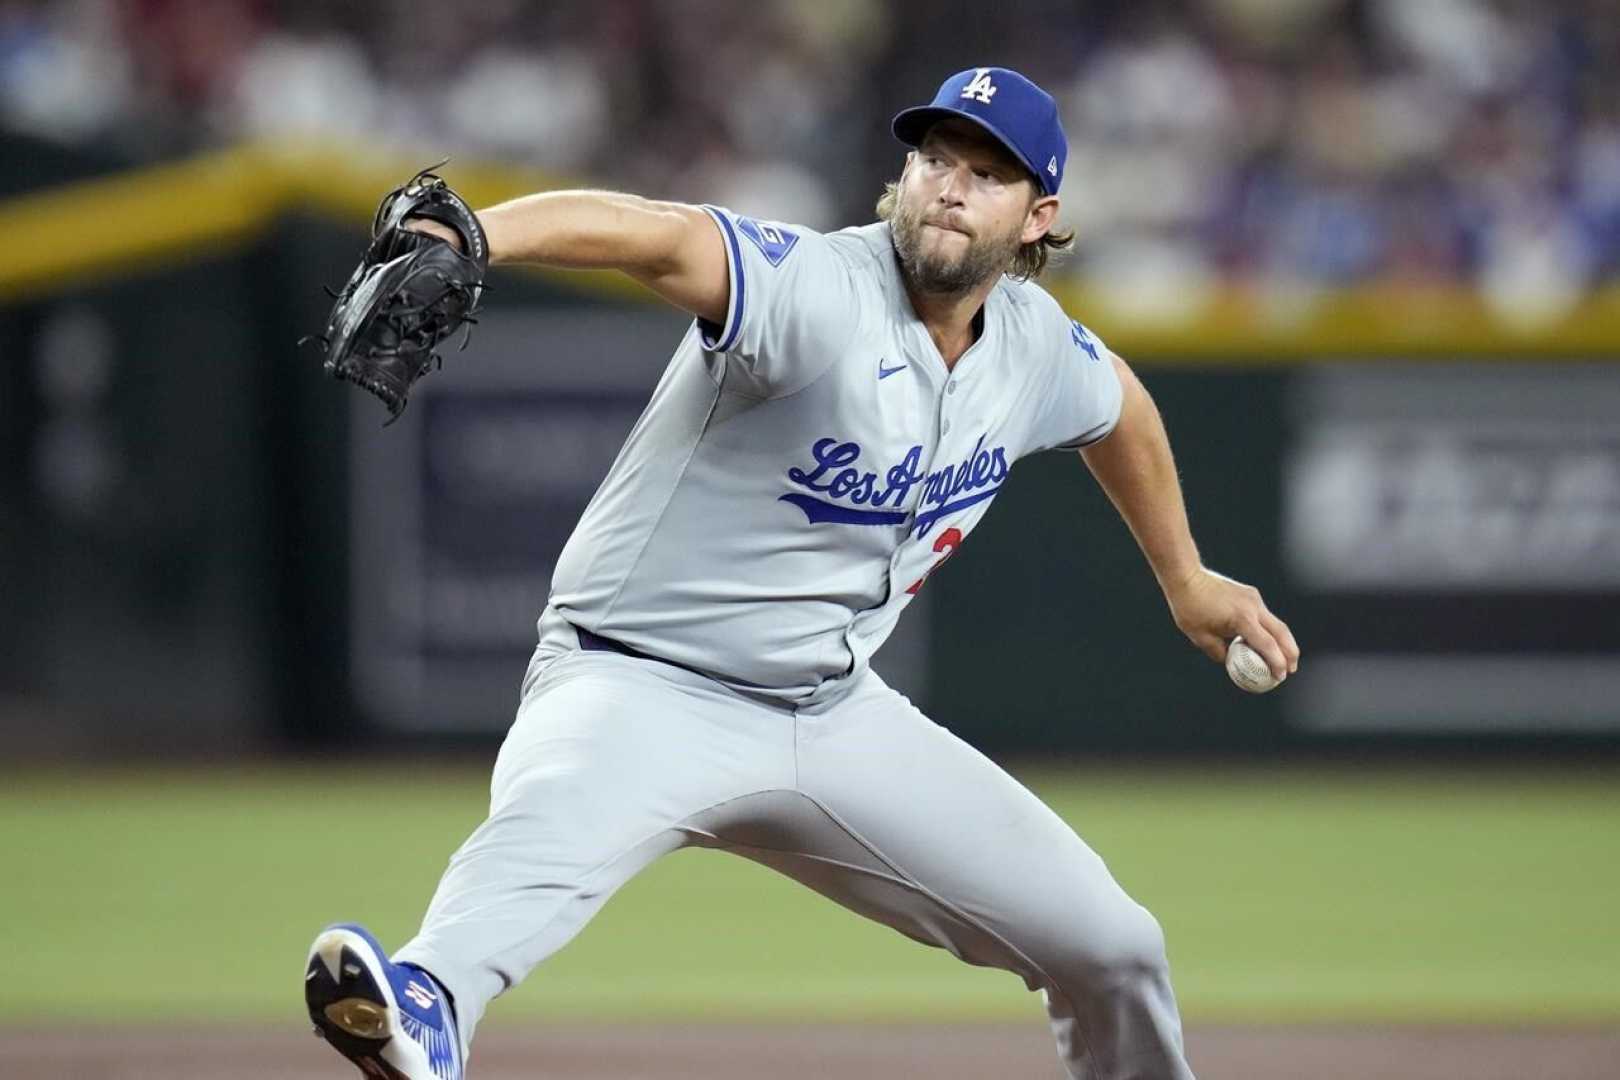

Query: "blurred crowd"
left=3, top=0, right=1618, bottom=303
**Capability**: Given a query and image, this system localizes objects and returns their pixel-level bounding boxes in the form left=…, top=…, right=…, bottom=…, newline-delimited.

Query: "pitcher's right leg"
left=348, top=647, right=795, bottom=1061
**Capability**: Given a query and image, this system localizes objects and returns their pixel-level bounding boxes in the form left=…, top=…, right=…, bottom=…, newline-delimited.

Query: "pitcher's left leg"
left=793, top=675, right=1194, bottom=1080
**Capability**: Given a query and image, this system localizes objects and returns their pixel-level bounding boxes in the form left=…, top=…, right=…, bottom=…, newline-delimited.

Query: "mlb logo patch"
left=737, top=217, right=800, bottom=267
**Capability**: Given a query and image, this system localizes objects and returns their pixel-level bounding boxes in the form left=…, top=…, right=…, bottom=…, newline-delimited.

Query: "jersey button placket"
left=899, top=368, right=947, bottom=562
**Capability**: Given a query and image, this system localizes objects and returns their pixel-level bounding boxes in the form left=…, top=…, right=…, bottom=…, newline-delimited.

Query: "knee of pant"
left=1055, top=901, right=1169, bottom=986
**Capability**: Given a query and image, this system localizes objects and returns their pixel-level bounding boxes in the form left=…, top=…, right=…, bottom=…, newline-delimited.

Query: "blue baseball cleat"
left=305, top=923, right=464, bottom=1080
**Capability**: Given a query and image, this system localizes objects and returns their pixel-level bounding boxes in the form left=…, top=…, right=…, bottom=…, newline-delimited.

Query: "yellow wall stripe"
left=3, top=141, right=1618, bottom=358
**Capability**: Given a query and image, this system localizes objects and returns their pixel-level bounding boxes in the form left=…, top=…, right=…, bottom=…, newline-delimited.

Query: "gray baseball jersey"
left=547, top=208, right=1122, bottom=703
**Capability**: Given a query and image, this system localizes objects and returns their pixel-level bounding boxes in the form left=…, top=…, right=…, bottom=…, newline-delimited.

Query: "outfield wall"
left=2, top=139, right=1616, bottom=755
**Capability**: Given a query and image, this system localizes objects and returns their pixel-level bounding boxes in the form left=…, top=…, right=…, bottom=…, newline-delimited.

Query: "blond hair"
left=875, top=181, right=1074, bottom=281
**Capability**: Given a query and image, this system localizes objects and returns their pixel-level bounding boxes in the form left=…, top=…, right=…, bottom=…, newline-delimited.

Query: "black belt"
left=574, top=623, right=722, bottom=683
left=575, top=624, right=654, bottom=661
left=571, top=623, right=797, bottom=712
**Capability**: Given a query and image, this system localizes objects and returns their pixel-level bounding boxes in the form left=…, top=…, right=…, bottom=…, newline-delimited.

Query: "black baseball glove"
left=307, top=164, right=489, bottom=424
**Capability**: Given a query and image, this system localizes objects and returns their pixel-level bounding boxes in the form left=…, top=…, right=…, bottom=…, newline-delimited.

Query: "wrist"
left=1156, top=560, right=1205, bottom=603
left=479, top=213, right=517, bottom=265
left=405, top=217, right=463, bottom=251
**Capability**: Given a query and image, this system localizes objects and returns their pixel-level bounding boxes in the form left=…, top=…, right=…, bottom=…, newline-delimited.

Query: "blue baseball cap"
left=892, top=67, right=1067, bottom=196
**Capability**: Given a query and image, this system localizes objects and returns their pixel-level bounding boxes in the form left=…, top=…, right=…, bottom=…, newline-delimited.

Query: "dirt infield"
left=5, top=1024, right=1618, bottom=1079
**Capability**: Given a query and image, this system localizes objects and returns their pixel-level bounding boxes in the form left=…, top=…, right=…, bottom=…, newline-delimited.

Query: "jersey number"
left=904, top=527, right=963, bottom=595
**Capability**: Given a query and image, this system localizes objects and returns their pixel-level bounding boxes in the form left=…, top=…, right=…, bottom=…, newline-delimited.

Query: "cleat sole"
left=326, top=997, right=391, bottom=1039
left=305, top=937, right=406, bottom=1077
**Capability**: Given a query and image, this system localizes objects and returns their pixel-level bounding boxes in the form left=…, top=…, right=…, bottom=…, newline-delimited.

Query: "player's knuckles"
left=1254, top=639, right=1288, bottom=674
left=1272, top=624, right=1300, bottom=663
left=1245, top=625, right=1279, bottom=652
left=1258, top=609, right=1296, bottom=646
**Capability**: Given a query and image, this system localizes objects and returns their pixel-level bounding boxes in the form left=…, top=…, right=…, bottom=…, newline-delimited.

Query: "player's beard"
left=890, top=197, right=1023, bottom=295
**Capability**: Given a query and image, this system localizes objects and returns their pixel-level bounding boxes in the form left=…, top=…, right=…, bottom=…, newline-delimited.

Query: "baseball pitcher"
left=303, top=66, right=1301, bottom=1080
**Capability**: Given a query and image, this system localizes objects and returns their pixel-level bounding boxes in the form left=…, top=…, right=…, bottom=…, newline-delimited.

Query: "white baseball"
left=1226, top=636, right=1281, bottom=693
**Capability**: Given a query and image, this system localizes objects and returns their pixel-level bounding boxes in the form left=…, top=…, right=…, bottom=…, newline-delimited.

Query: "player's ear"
left=1022, top=194, right=1059, bottom=245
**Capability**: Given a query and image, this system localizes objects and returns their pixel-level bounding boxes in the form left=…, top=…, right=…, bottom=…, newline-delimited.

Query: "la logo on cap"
left=961, top=69, right=997, bottom=104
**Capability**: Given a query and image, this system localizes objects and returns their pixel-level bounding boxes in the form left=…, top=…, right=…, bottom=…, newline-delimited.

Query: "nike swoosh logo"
left=878, top=361, right=906, bottom=380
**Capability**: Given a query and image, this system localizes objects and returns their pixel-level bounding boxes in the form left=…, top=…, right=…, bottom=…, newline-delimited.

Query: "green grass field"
left=3, top=763, right=1615, bottom=1028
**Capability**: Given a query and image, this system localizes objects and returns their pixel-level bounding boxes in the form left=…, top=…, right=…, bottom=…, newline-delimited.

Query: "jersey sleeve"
left=1031, top=316, right=1124, bottom=452
left=696, top=205, right=859, bottom=397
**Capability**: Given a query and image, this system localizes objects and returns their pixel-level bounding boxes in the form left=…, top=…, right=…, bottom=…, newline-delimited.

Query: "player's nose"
left=935, top=169, right=968, bottom=206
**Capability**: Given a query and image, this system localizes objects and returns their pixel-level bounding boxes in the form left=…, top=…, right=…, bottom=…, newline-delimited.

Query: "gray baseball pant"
left=394, top=632, right=1195, bottom=1080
